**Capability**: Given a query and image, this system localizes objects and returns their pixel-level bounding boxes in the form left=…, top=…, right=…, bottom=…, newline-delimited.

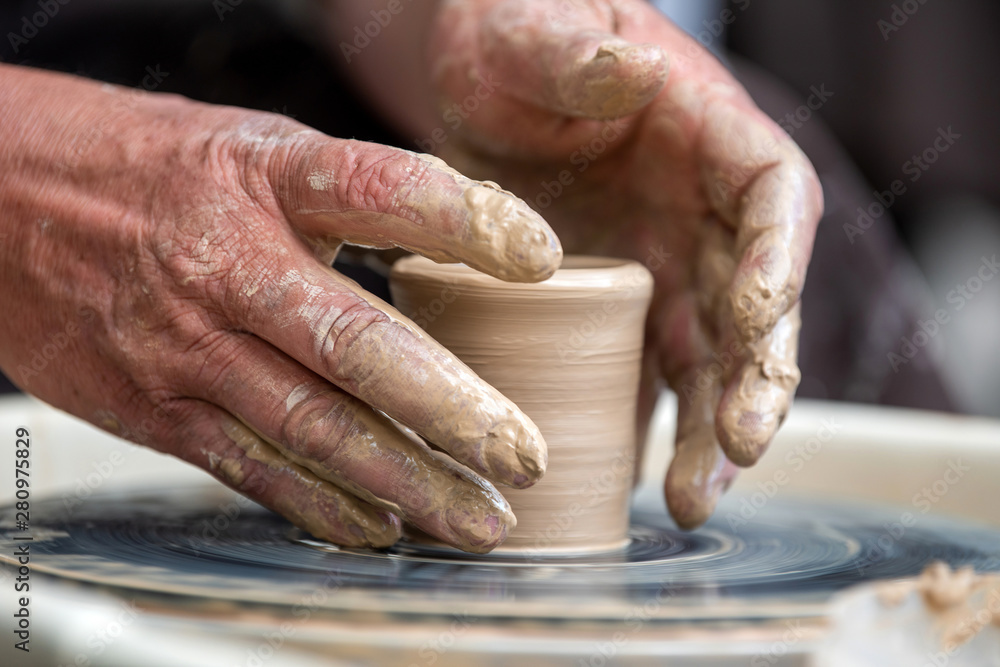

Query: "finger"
left=190, top=333, right=516, bottom=554
left=715, top=305, right=802, bottom=467
left=478, top=0, right=669, bottom=119
left=227, top=252, right=547, bottom=490
left=168, top=399, right=402, bottom=549
left=655, top=290, right=739, bottom=529
left=266, top=136, right=562, bottom=282
left=663, top=369, right=739, bottom=530
left=699, top=101, right=823, bottom=342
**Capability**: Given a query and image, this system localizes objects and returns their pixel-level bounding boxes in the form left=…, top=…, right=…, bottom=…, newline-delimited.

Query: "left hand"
left=425, top=0, right=824, bottom=528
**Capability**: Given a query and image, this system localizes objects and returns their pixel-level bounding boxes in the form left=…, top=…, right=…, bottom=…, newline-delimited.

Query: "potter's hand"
left=0, top=65, right=560, bottom=553
left=426, top=0, right=823, bottom=528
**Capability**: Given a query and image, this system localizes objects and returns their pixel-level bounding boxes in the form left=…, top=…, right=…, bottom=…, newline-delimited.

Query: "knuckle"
left=147, top=115, right=301, bottom=305
left=147, top=200, right=287, bottom=325
left=147, top=206, right=240, bottom=299
left=341, top=145, right=412, bottom=214
left=216, top=113, right=303, bottom=208
left=218, top=440, right=272, bottom=497
left=319, top=297, right=392, bottom=385
left=183, top=332, right=253, bottom=397
left=280, top=389, right=363, bottom=471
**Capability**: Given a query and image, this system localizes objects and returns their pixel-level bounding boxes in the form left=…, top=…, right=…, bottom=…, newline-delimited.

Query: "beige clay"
left=391, top=255, right=653, bottom=553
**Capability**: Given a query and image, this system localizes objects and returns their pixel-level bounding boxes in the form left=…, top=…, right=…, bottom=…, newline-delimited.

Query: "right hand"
left=0, top=65, right=562, bottom=553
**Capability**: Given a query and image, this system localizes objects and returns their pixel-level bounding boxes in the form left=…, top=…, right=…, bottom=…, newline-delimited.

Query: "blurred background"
left=2, top=0, right=998, bottom=417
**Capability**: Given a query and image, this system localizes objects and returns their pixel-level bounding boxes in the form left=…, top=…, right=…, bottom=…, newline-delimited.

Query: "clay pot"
left=390, top=255, right=653, bottom=554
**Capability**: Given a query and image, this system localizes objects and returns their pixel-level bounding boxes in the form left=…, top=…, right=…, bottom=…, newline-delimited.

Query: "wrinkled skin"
left=0, top=0, right=822, bottom=554
left=418, top=0, right=823, bottom=527
left=0, top=64, right=562, bottom=553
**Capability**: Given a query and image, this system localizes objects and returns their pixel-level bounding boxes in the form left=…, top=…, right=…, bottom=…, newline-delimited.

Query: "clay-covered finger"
left=655, top=295, right=737, bottom=529
left=267, top=136, right=561, bottom=282
left=230, top=250, right=547, bottom=490
left=478, top=0, right=669, bottom=119
left=729, top=158, right=820, bottom=341
left=170, top=401, right=401, bottom=549
left=664, top=371, right=739, bottom=530
left=699, top=102, right=823, bottom=342
left=715, top=305, right=802, bottom=467
left=192, top=334, right=516, bottom=553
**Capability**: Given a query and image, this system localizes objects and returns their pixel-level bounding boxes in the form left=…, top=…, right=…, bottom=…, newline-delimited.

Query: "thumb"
left=476, top=0, right=669, bottom=119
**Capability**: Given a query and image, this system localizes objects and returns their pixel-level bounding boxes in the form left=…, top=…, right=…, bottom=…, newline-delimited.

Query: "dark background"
left=2, top=0, right=997, bottom=416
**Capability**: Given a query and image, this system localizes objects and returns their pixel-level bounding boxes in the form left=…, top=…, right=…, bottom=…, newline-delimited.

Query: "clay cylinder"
left=390, top=256, right=653, bottom=554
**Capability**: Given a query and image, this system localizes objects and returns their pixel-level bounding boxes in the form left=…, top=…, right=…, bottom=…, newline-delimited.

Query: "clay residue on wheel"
left=877, top=561, right=1000, bottom=650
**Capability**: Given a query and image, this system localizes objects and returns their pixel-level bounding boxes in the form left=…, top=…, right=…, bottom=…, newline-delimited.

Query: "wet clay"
left=877, top=561, right=1000, bottom=650
left=664, top=216, right=802, bottom=529
left=220, top=405, right=514, bottom=554
left=294, top=150, right=562, bottom=283
left=300, top=262, right=549, bottom=491
left=391, top=255, right=653, bottom=553
left=215, top=416, right=401, bottom=548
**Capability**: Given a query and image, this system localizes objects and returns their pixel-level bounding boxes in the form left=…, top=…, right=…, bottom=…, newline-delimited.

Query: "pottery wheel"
left=4, top=486, right=1000, bottom=626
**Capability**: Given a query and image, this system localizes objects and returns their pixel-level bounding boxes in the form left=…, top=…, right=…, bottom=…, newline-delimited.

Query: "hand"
left=0, top=65, right=561, bottom=553
left=425, top=0, right=823, bottom=528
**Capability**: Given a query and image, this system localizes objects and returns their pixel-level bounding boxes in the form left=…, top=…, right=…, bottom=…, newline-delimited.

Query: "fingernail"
left=350, top=512, right=402, bottom=549
left=667, top=477, right=726, bottom=531
left=481, top=416, right=547, bottom=488
left=462, top=184, right=562, bottom=283
left=664, top=435, right=727, bottom=530
left=561, top=41, right=669, bottom=118
left=716, top=361, right=800, bottom=467
left=446, top=506, right=515, bottom=554
left=716, top=409, right=771, bottom=467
